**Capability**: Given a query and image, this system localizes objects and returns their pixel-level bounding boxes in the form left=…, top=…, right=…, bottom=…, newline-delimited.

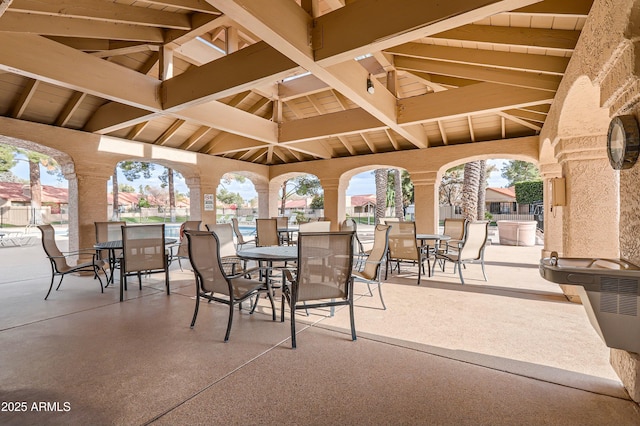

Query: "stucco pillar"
left=539, top=162, right=564, bottom=258
left=320, top=177, right=345, bottom=231
left=185, top=177, right=207, bottom=223
left=73, top=172, right=110, bottom=257
left=555, top=135, right=619, bottom=258
left=411, top=171, right=439, bottom=234
left=256, top=184, right=272, bottom=218
left=195, top=180, right=218, bottom=226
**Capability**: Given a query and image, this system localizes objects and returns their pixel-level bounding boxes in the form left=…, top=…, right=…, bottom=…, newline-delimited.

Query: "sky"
left=9, top=156, right=510, bottom=202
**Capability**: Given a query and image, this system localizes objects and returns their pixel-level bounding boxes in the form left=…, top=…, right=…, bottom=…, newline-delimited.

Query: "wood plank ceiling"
left=0, top=0, right=593, bottom=165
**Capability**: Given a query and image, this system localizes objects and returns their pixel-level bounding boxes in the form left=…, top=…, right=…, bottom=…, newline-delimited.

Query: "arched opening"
left=216, top=172, right=258, bottom=226
left=269, top=172, right=324, bottom=223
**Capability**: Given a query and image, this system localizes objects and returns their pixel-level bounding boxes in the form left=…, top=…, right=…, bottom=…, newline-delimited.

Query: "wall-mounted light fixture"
left=366, top=74, right=375, bottom=94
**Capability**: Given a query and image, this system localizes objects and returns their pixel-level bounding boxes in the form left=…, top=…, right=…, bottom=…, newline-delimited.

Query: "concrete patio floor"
left=0, top=232, right=639, bottom=425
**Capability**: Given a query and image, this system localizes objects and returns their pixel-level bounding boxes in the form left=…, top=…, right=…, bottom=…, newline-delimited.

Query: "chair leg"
left=95, top=267, right=104, bottom=293
left=290, top=303, right=297, bottom=349
left=55, top=275, right=64, bottom=291
left=458, top=262, right=465, bottom=285
left=481, top=260, right=487, bottom=281
left=349, top=296, right=357, bottom=341
left=377, top=282, right=386, bottom=310
left=224, top=302, right=234, bottom=342
left=120, top=274, right=125, bottom=302
left=44, top=275, right=56, bottom=300
left=137, top=272, right=142, bottom=290
left=190, top=292, right=200, bottom=328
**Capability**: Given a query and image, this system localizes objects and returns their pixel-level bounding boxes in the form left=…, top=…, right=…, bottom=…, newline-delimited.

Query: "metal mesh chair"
left=385, top=221, right=430, bottom=285
left=432, top=221, right=489, bottom=285
left=255, top=218, right=280, bottom=247
left=206, top=223, right=243, bottom=275
left=38, top=224, right=106, bottom=300
left=281, top=231, right=356, bottom=348
left=352, top=224, right=391, bottom=309
left=94, top=221, right=126, bottom=285
left=119, top=224, right=170, bottom=301
left=272, top=216, right=291, bottom=245
left=231, top=217, right=254, bottom=249
left=186, top=230, right=270, bottom=342
left=170, top=220, right=201, bottom=271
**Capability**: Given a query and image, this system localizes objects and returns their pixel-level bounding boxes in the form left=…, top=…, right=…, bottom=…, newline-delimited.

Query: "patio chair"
left=255, top=218, right=280, bottom=247
left=340, top=218, right=365, bottom=269
left=352, top=224, right=391, bottom=309
left=298, top=221, right=331, bottom=232
left=385, top=221, right=430, bottom=285
left=206, top=223, right=243, bottom=275
left=38, top=224, right=106, bottom=300
left=433, top=218, right=467, bottom=271
left=169, top=220, right=201, bottom=271
left=272, top=216, right=291, bottom=245
left=186, top=230, right=270, bottom=342
left=94, top=221, right=126, bottom=285
left=231, top=217, right=255, bottom=249
left=281, top=231, right=356, bottom=348
left=432, top=221, right=489, bottom=285
left=119, top=224, right=170, bottom=302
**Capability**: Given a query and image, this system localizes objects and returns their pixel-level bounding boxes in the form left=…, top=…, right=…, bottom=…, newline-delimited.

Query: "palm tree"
left=462, top=161, right=482, bottom=221
left=374, top=168, right=388, bottom=223
left=392, top=168, right=403, bottom=219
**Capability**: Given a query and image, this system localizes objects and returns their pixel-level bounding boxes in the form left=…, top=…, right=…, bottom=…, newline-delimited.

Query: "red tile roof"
left=0, top=182, right=68, bottom=203
left=487, top=186, right=516, bottom=198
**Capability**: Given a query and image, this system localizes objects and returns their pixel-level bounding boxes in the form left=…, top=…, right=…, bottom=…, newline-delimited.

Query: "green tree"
left=112, top=161, right=154, bottom=220
left=310, top=195, right=324, bottom=209
left=0, top=144, right=17, bottom=172
left=119, top=184, right=136, bottom=193
left=501, top=160, right=541, bottom=186
left=279, top=175, right=322, bottom=215
left=217, top=188, right=244, bottom=207
left=160, top=167, right=182, bottom=222
left=440, top=165, right=464, bottom=206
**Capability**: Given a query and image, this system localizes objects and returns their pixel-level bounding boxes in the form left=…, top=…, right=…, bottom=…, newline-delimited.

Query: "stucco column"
left=185, top=177, right=209, bottom=224
left=73, top=172, right=110, bottom=257
left=555, top=135, right=619, bottom=259
left=256, top=184, right=272, bottom=218
left=320, top=177, right=345, bottom=231
left=411, top=171, right=438, bottom=234
left=196, top=180, right=218, bottom=226
left=539, top=162, right=564, bottom=258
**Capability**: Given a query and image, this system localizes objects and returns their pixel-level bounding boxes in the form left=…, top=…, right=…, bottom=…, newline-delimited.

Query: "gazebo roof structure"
left=0, top=0, right=591, bottom=165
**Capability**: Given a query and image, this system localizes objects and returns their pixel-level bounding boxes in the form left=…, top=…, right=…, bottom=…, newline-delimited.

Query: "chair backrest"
left=38, top=224, right=68, bottom=271
left=121, top=224, right=166, bottom=273
left=443, top=218, right=467, bottom=241
left=230, top=218, right=247, bottom=244
left=176, top=221, right=201, bottom=257
left=459, top=221, right=489, bottom=261
left=299, top=221, right=331, bottom=232
left=95, top=221, right=126, bottom=243
left=95, top=221, right=126, bottom=259
left=361, top=224, right=391, bottom=280
left=255, top=218, right=280, bottom=247
left=206, top=223, right=237, bottom=258
left=340, top=218, right=357, bottom=231
left=272, top=216, right=289, bottom=228
left=387, top=221, right=419, bottom=261
left=380, top=217, right=400, bottom=225
left=186, top=231, right=231, bottom=295
left=295, top=231, right=354, bottom=302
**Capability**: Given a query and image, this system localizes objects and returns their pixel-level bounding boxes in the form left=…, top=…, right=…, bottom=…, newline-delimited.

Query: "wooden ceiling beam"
left=0, top=13, right=165, bottom=42
left=431, top=25, right=580, bottom=53
left=397, top=82, right=553, bottom=125
left=387, top=43, right=569, bottom=76
left=9, top=0, right=191, bottom=30
left=395, top=56, right=561, bottom=92
left=0, top=33, right=161, bottom=110
left=55, top=92, right=87, bottom=127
